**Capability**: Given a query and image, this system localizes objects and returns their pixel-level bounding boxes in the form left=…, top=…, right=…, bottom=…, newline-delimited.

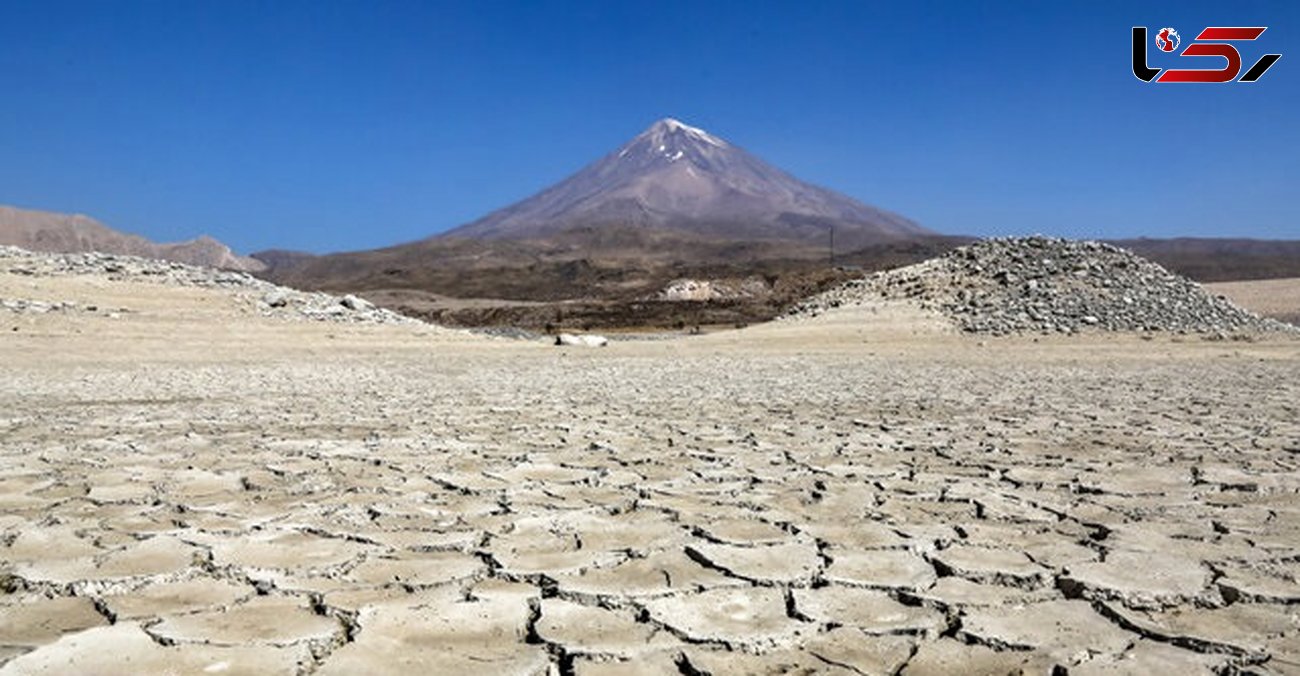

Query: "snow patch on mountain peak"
left=650, top=118, right=726, bottom=147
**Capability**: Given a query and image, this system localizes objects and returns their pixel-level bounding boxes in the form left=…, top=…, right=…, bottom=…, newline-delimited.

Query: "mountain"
left=249, top=249, right=318, bottom=271
left=442, top=118, right=928, bottom=249
left=0, top=204, right=264, bottom=272
left=259, top=118, right=931, bottom=302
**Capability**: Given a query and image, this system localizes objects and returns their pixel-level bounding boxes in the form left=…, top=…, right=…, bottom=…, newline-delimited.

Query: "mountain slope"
left=442, top=118, right=928, bottom=249
left=0, top=205, right=264, bottom=271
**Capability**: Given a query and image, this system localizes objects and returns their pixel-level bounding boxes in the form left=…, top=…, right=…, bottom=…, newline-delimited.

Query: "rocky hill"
left=0, top=204, right=264, bottom=272
left=789, top=237, right=1297, bottom=336
left=0, top=245, right=417, bottom=326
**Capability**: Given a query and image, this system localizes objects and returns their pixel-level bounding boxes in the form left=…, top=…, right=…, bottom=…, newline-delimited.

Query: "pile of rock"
left=0, top=245, right=420, bottom=326
left=657, top=277, right=770, bottom=302
left=2, top=298, right=86, bottom=314
left=787, top=237, right=1296, bottom=336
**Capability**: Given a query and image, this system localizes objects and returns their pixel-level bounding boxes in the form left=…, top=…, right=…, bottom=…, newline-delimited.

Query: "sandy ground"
left=1207, top=277, right=1300, bottom=326
left=2, top=271, right=1300, bottom=675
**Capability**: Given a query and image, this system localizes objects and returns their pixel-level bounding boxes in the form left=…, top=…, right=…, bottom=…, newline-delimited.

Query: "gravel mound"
left=787, top=237, right=1296, bottom=336
left=0, top=245, right=423, bottom=326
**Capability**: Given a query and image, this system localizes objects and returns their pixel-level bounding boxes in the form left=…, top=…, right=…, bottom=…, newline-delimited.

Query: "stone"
left=556, top=333, right=609, bottom=347
left=340, top=294, right=373, bottom=311
left=261, top=290, right=289, bottom=307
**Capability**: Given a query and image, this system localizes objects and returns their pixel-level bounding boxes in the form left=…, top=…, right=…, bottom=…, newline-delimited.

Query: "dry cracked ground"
left=1, top=271, right=1299, bottom=675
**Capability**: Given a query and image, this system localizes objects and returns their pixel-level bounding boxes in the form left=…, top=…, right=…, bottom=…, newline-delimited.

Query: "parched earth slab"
left=1219, top=566, right=1300, bottom=604
left=693, top=518, right=792, bottom=545
left=560, top=510, right=684, bottom=554
left=553, top=548, right=740, bottom=599
left=354, top=527, right=481, bottom=553
left=89, top=535, right=200, bottom=579
left=640, top=587, right=804, bottom=647
left=907, top=576, right=1057, bottom=609
left=86, top=481, right=155, bottom=503
left=345, top=551, right=485, bottom=587
left=1104, top=601, right=1299, bottom=659
left=1077, top=467, right=1193, bottom=496
left=959, top=600, right=1137, bottom=661
left=495, top=461, right=595, bottom=485
left=2, top=527, right=103, bottom=563
left=0, top=597, right=106, bottom=647
left=488, top=522, right=630, bottom=576
left=149, top=596, right=342, bottom=646
left=800, top=627, right=916, bottom=674
left=1062, top=550, right=1211, bottom=608
left=792, top=586, right=945, bottom=637
left=536, top=598, right=680, bottom=658
left=931, top=544, right=1048, bottom=586
left=801, top=521, right=910, bottom=550
left=1265, top=633, right=1300, bottom=674
left=320, top=585, right=458, bottom=614
left=211, top=532, right=374, bottom=571
left=0, top=623, right=306, bottom=675
left=315, top=589, right=548, bottom=675
left=684, top=540, right=821, bottom=584
left=167, top=468, right=246, bottom=498
left=102, top=577, right=252, bottom=619
left=680, top=645, right=839, bottom=674
left=899, top=637, right=1057, bottom=676
left=824, top=549, right=937, bottom=591
left=571, top=650, right=685, bottom=675
left=1068, top=639, right=1229, bottom=675
left=491, top=547, right=628, bottom=576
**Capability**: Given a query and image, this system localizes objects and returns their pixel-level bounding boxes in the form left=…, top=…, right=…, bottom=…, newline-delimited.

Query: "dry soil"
left=1, top=271, right=1299, bottom=675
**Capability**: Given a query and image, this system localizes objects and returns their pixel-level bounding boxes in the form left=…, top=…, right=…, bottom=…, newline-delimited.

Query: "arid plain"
left=2, top=261, right=1299, bottom=675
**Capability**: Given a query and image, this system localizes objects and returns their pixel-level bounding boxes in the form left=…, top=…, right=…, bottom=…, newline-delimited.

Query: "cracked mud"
left=2, top=270, right=1300, bottom=674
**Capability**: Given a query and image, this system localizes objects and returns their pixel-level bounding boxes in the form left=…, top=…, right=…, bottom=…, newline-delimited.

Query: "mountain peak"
left=638, top=117, right=727, bottom=148
left=443, top=119, right=928, bottom=246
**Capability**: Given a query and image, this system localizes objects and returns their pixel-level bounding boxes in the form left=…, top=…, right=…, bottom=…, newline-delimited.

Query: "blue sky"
left=0, top=1, right=1296, bottom=253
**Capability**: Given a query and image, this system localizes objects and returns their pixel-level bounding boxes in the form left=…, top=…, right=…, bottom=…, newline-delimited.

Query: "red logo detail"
left=1133, top=26, right=1281, bottom=84
left=1156, top=28, right=1180, bottom=52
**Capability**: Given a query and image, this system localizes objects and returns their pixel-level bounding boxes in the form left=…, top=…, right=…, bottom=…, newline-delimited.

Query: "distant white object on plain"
left=555, top=333, right=608, bottom=347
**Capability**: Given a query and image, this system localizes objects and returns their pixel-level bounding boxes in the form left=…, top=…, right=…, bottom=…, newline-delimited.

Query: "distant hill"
left=0, top=204, right=264, bottom=272
left=1113, top=238, right=1300, bottom=282
left=249, top=249, right=317, bottom=271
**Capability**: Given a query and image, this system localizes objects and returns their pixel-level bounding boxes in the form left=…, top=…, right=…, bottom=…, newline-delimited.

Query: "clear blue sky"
left=0, top=1, right=1296, bottom=253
